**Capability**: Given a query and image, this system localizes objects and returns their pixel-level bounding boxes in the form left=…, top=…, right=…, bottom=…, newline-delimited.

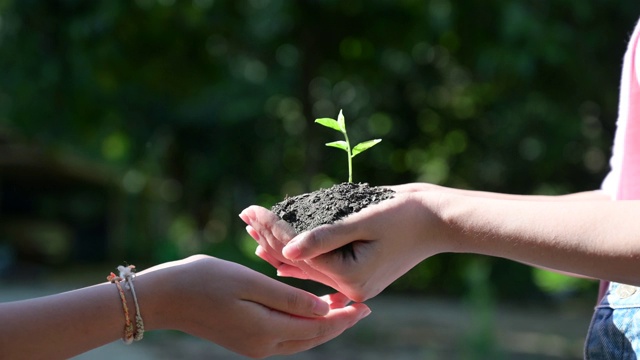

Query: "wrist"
left=416, top=190, right=466, bottom=254
left=134, top=265, right=183, bottom=332
left=432, top=191, right=492, bottom=254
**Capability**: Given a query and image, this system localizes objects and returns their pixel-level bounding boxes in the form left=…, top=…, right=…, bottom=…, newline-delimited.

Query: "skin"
left=240, top=183, right=639, bottom=303
left=0, top=255, right=370, bottom=360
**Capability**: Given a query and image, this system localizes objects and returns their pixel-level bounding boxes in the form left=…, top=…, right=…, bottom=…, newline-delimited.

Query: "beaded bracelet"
left=107, top=272, right=135, bottom=344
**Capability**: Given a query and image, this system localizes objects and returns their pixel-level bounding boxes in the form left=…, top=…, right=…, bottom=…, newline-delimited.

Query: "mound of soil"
left=271, top=182, right=395, bottom=234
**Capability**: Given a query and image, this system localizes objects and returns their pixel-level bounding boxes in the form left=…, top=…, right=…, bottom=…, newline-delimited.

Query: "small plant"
left=315, top=109, right=381, bottom=183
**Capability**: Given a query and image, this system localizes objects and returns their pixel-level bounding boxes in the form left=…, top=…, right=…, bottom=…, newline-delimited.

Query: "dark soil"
left=271, top=182, right=395, bottom=234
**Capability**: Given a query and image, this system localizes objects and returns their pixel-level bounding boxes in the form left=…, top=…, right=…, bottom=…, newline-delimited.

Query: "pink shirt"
left=601, top=18, right=640, bottom=199
left=598, top=18, right=640, bottom=300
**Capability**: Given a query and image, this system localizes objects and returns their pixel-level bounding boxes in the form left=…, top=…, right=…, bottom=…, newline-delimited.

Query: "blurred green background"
left=1, top=0, right=639, bottom=308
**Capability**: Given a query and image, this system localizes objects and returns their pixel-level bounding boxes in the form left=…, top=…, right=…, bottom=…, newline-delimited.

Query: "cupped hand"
left=240, top=188, right=446, bottom=302
left=139, top=255, right=370, bottom=358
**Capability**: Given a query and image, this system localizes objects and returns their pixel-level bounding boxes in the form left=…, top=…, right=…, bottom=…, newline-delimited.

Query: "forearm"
left=0, top=274, right=165, bottom=359
left=433, top=192, right=640, bottom=284
left=0, top=283, right=125, bottom=359
left=448, top=188, right=609, bottom=202
left=398, top=182, right=609, bottom=201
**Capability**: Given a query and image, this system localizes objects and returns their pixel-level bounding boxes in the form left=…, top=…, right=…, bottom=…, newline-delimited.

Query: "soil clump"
left=271, top=182, right=395, bottom=233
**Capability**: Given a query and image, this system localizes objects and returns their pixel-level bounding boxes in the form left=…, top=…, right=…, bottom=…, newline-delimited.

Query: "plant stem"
left=343, top=125, right=353, bottom=183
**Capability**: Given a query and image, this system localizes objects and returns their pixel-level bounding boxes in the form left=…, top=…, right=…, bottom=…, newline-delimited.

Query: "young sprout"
left=315, top=109, right=382, bottom=183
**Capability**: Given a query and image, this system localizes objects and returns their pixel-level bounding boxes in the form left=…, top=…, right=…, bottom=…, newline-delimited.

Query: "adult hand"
left=240, top=187, right=447, bottom=302
left=139, top=255, right=371, bottom=358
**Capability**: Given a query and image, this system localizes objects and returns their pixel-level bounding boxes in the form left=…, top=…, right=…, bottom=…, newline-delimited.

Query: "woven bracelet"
left=118, top=265, right=145, bottom=341
left=107, top=272, right=135, bottom=344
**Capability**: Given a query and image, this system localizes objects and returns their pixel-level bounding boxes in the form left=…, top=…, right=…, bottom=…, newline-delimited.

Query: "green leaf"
left=325, top=140, right=349, bottom=151
left=315, top=118, right=342, bottom=132
left=337, top=109, right=346, bottom=132
left=351, top=139, right=381, bottom=157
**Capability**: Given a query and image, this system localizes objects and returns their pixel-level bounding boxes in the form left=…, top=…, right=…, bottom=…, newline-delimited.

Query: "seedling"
left=315, top=109, right=381, bottom=183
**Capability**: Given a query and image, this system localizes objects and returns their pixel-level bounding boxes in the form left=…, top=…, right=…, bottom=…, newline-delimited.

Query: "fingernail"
left=246, top=226, right=260, bottom=241
left=361, top=308, right=372, bottom=318
left=239, top=209, right=254, bottom=223
left=282, top=241, right=301, bottom=260
left=313, top=300, right=330, bottom=316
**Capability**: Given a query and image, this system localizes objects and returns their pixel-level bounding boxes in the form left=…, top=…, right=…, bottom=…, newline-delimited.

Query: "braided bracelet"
left=107, top=272, right=135, bottom=344
left=118, top=265, right=145, bottom=341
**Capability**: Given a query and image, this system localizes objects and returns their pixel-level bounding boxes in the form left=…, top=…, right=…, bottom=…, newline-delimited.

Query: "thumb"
left=282, top=222, right=361, bottom=260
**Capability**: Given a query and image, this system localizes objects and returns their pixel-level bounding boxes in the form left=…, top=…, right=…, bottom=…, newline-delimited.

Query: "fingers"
left=282, top=221, right=366, bottom=260
left=243, top=207, right=292, bottom=269
left=242, top=205, right=352, bottom=261
left=269, top=303, right=371, bottom=356
left=226, top=294, right=370, bottom=358
left=319, top=292, right=352, bottom=309
left=241, top=205, right=297, bottom=241
left=243, top=270, right=330, bottom=317
left=276, top=263, right=309, bottom=279
left=242, top=205, right=365, bottom=295
left=255, top=245, right=282, bottom=269
left=238, top=272, right=372, bottom=356
left=243, top=209, right=346, bottom=291
left=241, top=206, right=296, bottom=256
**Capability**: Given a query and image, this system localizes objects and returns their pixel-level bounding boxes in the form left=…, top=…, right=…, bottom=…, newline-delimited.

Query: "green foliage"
left=315, top=110, right=381, bottom=182
left=533, top=268, right=592, bottom=295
